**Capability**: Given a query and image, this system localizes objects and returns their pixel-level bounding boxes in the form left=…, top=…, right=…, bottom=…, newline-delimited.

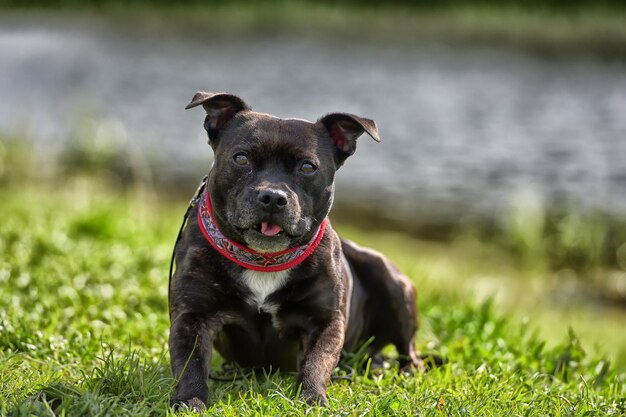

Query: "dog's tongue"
left=261, top=222, right=282, bottom=236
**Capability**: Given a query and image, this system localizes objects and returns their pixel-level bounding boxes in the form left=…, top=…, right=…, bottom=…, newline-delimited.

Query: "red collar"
left=197, top=189, right=326, bottom=272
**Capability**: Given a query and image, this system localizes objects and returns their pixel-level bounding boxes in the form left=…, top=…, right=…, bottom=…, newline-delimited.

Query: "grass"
left=0, top=183, right=624, bottom=416
left=3, top=2, right=626, bottom=59
left=339, top=225, right=626, bottom=371
left=2, top=2, right=626, bottom=407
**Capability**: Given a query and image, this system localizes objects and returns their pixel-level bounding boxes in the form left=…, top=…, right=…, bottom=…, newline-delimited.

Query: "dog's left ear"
left=185, top=91, right=250, bottom=147
left=319, top=113, right=381, bottom=165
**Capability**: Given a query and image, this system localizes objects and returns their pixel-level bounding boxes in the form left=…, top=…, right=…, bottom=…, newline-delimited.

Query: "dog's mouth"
left=233, top=215, right=314, bottom=253
left=239, top=221, right=292, bottom=253
left=252, top=221, right=284, bottom=237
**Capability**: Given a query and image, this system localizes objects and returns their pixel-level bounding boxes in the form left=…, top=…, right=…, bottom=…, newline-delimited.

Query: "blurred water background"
left=2, top=7, right=626, bottom=230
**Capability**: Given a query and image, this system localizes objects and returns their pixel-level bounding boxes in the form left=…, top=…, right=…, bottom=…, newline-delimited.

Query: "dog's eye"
left=233, top=153, right=249, bottom=166
left=300, top=162, right=317, bottom=174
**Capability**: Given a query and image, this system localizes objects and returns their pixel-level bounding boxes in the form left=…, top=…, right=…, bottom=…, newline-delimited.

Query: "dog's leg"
left=296, top=313, right=345, bottom=406
left=169, top=313, right=217, bottom=412
left=394, top=283, right=424, bottom=372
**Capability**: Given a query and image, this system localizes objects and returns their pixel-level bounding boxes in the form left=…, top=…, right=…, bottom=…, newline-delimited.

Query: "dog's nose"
left=258, top=189, right=288, bottom=210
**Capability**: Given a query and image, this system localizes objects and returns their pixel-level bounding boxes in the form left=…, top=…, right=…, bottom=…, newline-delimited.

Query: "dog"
left=169, top=92, right=421, bottom=411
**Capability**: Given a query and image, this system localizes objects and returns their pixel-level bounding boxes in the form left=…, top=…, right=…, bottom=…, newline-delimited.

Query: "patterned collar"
left=197, top=189, right=326, bottom=272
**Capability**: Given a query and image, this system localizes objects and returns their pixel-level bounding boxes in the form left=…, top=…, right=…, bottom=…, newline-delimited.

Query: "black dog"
left=169, top=92, right=421, bottom=411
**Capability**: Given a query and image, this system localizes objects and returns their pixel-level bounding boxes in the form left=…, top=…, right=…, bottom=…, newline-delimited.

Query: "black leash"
left=207, top=363, right=356, bottom=383
left=168, top=175, right=208, bottom=310
left=330, top=363, right=356, bottom=381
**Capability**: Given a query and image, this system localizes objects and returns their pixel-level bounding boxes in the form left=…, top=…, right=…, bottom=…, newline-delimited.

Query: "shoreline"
left=1, top=5, right=626, bottom=59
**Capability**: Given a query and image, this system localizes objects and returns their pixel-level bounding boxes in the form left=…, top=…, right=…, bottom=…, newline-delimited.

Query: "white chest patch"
left=240, top=269, right=291, bottom=314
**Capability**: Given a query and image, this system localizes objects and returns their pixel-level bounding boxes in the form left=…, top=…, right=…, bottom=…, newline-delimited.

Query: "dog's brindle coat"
left=169, top=92, right=420, bottom=410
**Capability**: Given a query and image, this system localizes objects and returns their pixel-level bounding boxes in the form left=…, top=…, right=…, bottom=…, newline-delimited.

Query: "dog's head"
left=186, top=91, right=380, bottom=253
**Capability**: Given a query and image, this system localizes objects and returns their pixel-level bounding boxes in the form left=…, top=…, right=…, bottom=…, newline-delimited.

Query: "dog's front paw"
left=400, top=357, right=426, bottom=374
left=170, top=397, right=207, bottom=413
left=299, top=389, right=329, bottom=407
left=400, top=354, right=447, bottom=374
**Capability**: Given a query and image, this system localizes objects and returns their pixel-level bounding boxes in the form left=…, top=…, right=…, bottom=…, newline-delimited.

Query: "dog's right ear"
left=185, top=92, right=249, bottom=146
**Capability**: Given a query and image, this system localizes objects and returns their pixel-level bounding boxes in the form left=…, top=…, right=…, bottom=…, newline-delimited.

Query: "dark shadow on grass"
left=202, top=345, right=448, bottom=409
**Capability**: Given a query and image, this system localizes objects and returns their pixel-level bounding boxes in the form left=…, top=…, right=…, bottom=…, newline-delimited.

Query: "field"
left=2, top=1, right=626, bottom=413
left=0, top=181, right=624, bottom=416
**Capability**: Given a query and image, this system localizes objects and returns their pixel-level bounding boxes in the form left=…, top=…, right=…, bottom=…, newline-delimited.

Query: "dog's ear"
left=319, top=113, right=380, bottom=165
left=185, top=91, right=250, bottom=146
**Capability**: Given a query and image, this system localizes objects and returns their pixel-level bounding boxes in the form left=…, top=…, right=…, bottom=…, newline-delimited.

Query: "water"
left=1, top=15, right=625, bottom=223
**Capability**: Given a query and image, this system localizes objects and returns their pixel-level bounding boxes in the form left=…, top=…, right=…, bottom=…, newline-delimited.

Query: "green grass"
left=0, top=184, right=624, bottom=416
left=3, top=2, right=626, bottom=59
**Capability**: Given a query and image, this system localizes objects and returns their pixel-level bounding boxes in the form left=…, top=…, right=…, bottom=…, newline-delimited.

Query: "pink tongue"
left=261, top=222, right=282, bottom=236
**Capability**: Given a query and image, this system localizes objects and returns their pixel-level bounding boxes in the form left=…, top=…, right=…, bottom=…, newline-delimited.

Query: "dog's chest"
left=240, top=270, right=291, bottom=322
